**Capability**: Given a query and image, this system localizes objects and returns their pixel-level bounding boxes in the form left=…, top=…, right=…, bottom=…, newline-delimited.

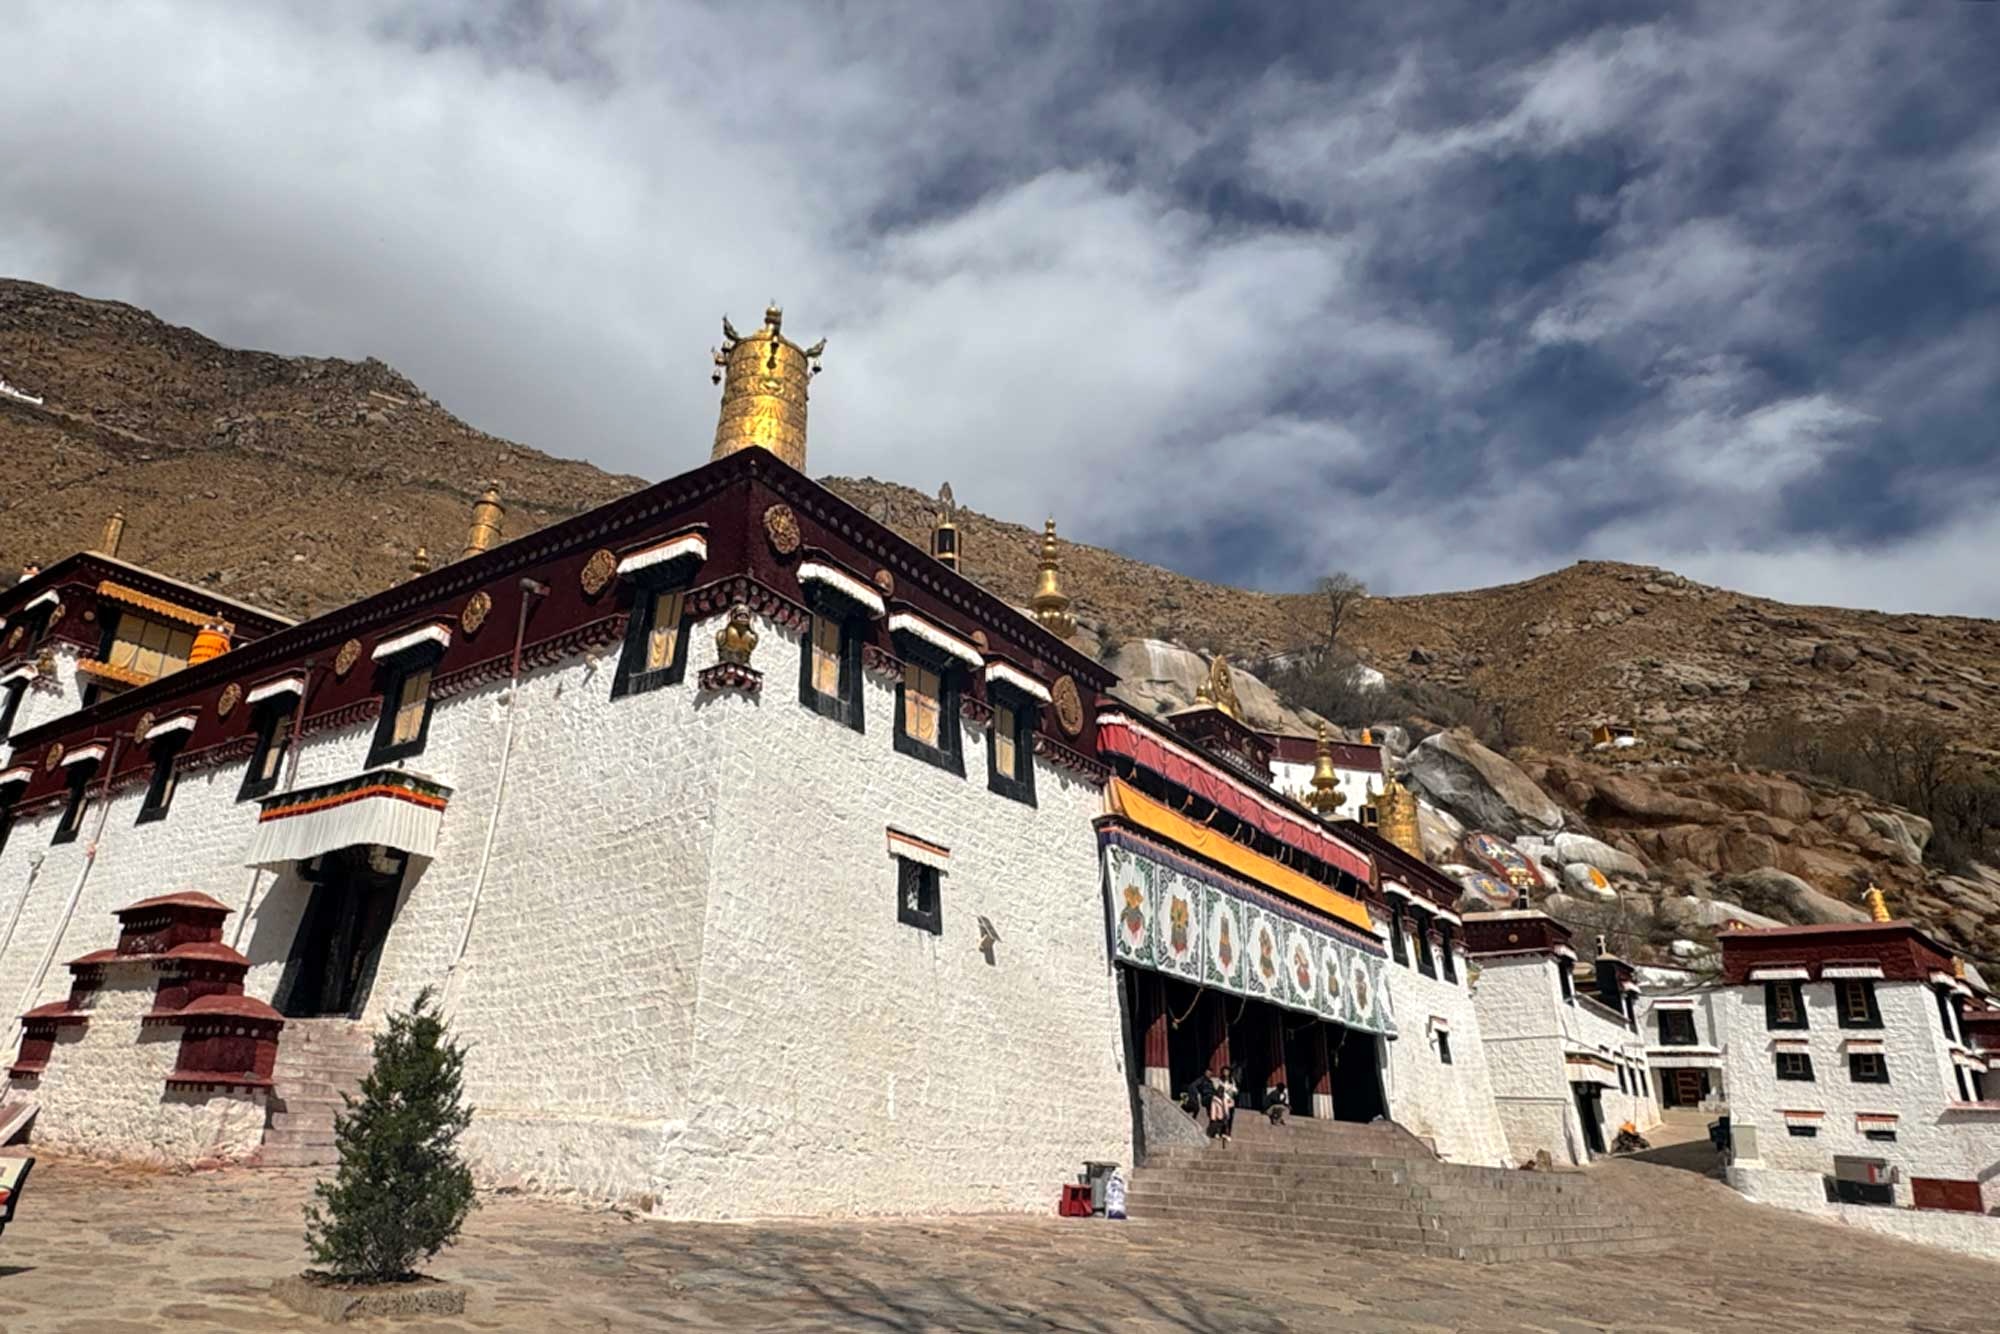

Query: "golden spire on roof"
left=1306, top=723, right=1343, bottom=816
left=1864, top=883, right=1891, bottom=922
left=710, top=302, right=825, bottom=471
left=1360, top=726, right=1373, bottom=745
left=98, top=509, right=126, bottom=559
left=410, top=544, right=432, bottom=577
left=1375, top=768, right=1422, bottom=860
left=1954, top=955, right=1967, bottom=981
left=1195, top=654, right=1240, bottom=719
left=461, top=484, right=505, bottom=560
left=931, top=483, right=961, bottom=573
left=1031, top=517, right=1075, bottom=640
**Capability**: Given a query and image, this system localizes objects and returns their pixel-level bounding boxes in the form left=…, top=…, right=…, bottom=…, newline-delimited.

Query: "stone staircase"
left=1127, top=1113, right=1673, bottom=1263
left=253, top=1018, right=375, bottom=1169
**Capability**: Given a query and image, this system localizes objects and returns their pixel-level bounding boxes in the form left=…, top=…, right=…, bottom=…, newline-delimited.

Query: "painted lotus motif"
left=1350, top=957, right=1372, bottom=1016
left=1169, top=894, right=1191, bottom=955
left=1119, top=882, right=1147, bottom=946
left=1256, top=922, right=1279, bottom=987
left=1292, top=942, right=1312, bottom=994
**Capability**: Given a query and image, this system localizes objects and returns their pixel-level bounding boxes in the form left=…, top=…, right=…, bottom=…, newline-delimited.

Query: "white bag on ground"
left=1104, top=1172, right=1127, bottom=1220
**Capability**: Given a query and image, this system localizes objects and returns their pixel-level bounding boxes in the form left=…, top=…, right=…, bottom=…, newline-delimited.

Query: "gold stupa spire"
left=1375, top=769, right=1422, bottom=860
left=1864, top=883, right=1891, bottom=923
left=1031, top=517, right=1075, bottom=640
left=710, top=302, right=825, bottom=471
left=410, top=544, right=432, bottom=577
left=461, top=484, right=505, bottom=560
left=1195, top=655, right=1241, bottom=719
left=1305, top=723, right=1343, bottom=816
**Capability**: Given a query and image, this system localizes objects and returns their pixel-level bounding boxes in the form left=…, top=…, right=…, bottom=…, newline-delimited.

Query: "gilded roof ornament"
left=711, top=301, right=824, bottom=472
left=1305, top=723, right=1343, bottom=816
left=1031, top=517, right=1075, bottom=640
left=1195, top=654, right=1240, bottom=719
left=1864, top=883, right=1891, bottom=922
left=460, top=484, right=505, bottom=560
left=1375, top=767, right=1422, bottom=860
left=931, top=483, right=961, bottom=573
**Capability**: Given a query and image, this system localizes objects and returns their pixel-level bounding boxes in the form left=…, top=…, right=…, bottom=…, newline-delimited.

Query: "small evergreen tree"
left=304, top=987, right=475, bottom=1281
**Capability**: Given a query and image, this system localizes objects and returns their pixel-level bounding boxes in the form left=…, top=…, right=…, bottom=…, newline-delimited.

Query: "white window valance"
left=617, top=532, right=708, bottom=578
left=984, top=661, right=1051, bottom=704
left=372, top=622, right=451, bottom=662
left=244, top=769, right=451, bottom=870
left=246, top=675, right=307, bottom=705
left=1651, top=997, right=1697, bottom=1010
left=61, top=743, right=107, bottom=768
left=0, top=765, right=31, bottom=788
left=887, top=827, right=950, bottom=871
left=0, top=665, right=34, bottom=687
left=1821, top=963, right=1885, bottom=980
left=144, top=713, right=199, bottom=741
left=1842, top=1038, right=1886, bottom=1054
left=1780, top=1109, right=1824, bottom=1127
left=1770, top=1037, right=1811, bottom=1051
left=886, top=612, right=982, bottom=670
left=20, top=590, right=59, bottom=612
left=798, top=562, right=886, bottom=617
left=1748, top=966, right=1810, bottom=981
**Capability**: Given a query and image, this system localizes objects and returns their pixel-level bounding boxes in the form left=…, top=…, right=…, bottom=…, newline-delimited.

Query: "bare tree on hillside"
left=1317, top=572, right=1367, bottom=651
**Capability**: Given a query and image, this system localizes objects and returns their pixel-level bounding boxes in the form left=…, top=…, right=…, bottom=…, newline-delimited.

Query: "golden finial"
left=1360, top=726, right=1373, bottom=745
left=98, top=509, right=126, bottom=559
left=1305, top=723, right=1343, bottom=816
left=931, top=483, right=961, bottom=573
left=1953, top=956, right=1967, bottom=981
left=188, top=618, right=232, bottom=666
left=461, top=484, right=504, bottom=560
left=711, top=300, right=824, bottom=471
left=1031, top=517, right=1075, bottom=640
left=1195, top=655, right=1241, bottom=719
left=1376, top=768, right=1422, bottom=859
left=1863, top=883, right=1891, bottom=922
left=410, top=544, right=432, bottom=577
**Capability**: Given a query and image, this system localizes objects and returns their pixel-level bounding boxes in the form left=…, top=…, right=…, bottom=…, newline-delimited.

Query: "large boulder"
left=1719, top=868, right=1870, bottom=926
left=1406, top=730, right=1564, bottom=838
left=1695, top=773, right=1813, bottom=823
left=1860, top=809, right=1929, bottom=865
left=1587, top=774, right=1729, bottom=825
left=1553, top=831, right=1650, bottom=879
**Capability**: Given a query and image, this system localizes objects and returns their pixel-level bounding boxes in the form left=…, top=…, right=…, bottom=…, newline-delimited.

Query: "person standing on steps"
left=1205, top=1065, right=1239, bottom=1142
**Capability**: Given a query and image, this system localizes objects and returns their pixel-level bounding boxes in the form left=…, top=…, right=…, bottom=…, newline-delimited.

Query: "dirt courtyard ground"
left=3, top=1148, right=1999, bottom=1332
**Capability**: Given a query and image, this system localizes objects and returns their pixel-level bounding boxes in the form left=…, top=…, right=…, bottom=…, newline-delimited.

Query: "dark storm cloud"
left=1, top=1, right=1996, bottom=613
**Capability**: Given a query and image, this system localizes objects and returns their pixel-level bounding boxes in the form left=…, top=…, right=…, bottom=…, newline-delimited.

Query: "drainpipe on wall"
left=10, top=737, right=123, bottom=1047
left=232, top=660, right=315, bottom=951
left=442, top=577, right=546, bottom=1012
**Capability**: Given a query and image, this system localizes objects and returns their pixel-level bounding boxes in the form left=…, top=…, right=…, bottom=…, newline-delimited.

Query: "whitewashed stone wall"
left=1722, top=979, right=2000, bottom=1206
left=1381, top=942, right=1509, bottom=1166
left=0, top=642, right=83, bottom=770
left=1635, top=984, right=1730, bottom=1110
left=21, top=971, right=267, bottom=1164
left=0, top=610, right=1134, bottom=1215
left=1730, top=1164, right=2000, bottom=1261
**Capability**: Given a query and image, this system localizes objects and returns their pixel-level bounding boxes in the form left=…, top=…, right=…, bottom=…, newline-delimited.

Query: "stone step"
left=269, top=1109, right=342, bottom=1133
left=271, top=1078, right=365, bottom=1100
left=1135, top=1204, right=1673, bottom=1262
left=1138, top=1161, right=1588, bottom=1197
left=1125, top=1185, right=1623, bottom=1220
left=254, top=1143, right=339, bottom=1168
left=262, top=1125, right=338, bottom=1149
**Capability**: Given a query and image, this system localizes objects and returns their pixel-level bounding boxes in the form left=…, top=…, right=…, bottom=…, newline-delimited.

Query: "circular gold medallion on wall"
left=217, top=682, right=242, bottom=719
left=1051, top=674, right=1085, bottom=737
left=580, top=549, right=617, bottom=597
left=334, top=639, right=363, bottom=678
left=132, top=712, right=156, bottom=746
left=763, top=503, right=801, bottom=555
left=460, top=590, right=493, bottom=635
left=44, top=742, right=63, bottom=773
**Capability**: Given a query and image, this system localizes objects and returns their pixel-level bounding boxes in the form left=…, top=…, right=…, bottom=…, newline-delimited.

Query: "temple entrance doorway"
left=274, top=845, right=406, bottom=1020
left=1572, top=1081, right=1607, bottom=1156
left=1663, top=1069, right=1711, bottom=1108
left=1327, top=1021, right=1387, bottom=1123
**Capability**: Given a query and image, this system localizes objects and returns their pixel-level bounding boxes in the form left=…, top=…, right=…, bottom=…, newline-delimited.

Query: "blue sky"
left=3, top=2, right=1998, bottom=613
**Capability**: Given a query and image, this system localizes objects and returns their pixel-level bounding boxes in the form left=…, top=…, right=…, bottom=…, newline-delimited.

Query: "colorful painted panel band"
left=1102, top=829, right=1395, bottom=1038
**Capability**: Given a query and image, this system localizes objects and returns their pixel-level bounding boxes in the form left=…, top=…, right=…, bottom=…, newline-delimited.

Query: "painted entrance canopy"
left=243, top=768, right=451, bottom=869
left=1101, top=822, right=1396, bottom=1039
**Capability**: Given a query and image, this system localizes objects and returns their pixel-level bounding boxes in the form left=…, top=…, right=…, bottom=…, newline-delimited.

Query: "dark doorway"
left=1328, top=1022, right=1387, bottom=1123
left=274, top=845, right=406, bottom=1019
left=1663, top=1068, right=1711, bottom=1108
left=1572, top=1081, right=1607, bottom=1156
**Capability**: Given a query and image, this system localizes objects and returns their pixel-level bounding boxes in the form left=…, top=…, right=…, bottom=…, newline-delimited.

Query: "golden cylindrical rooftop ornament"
left=710, top=303, right=823, bottom=471
left=1864, top=883, right=1891, bottom=922
left=189, top=618, right=232, bottom=666
left=1376, top=771, right=1423, bottom=860
left=410, top=544, right=432, bottom=577
left=461, top=485, right=504, bottom=560
left=1031, top=517, right=1075, bottom=640
left=931, top=483, right=960, bottom=572
left=99, top=509, right=126, bottom=558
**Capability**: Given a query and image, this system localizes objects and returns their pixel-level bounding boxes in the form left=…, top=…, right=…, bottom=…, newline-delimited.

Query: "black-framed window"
left=1764, top=981, right=1808, bottom=1030
left=1970, top=1070, right=1987, bottom=1102
left=1775, top=1051, right=1815, bottom=1081
left=895, top=658, right=963, bottom=775
left=239, top=700, right=293, bottom=801
left=1954, top=1065, right=1972, bottom=1102
left=1935, top=987, right=1961, bottom=1043
left=1848, top=1051, right=1889, bottom=1084
left=1835, top=979, right=1883, bottom=1030
left=1787, top=1124, right=1818, bottom=1138
left=51, top=761, right=98, bottom=845
left=1438, top=920, right=1458, bottom=983
left=0, top=677, right=26, bottom=741
left=135, top=733, right=187, bottom=825
left=1617, top=1065, right=1629, bottom=1094
left=1558, top=957, right=1576, bottom=1004
left=1863, top=1126, right=1897, bottom=1142
left=1437, top=1031, right=1453, bottom=1065
left=1638, top=1067, right=1649, bottom=1098
left=1387, top=899, right=1408, bottom=967
left=612, top=582, right=690, bottom=698
left=367, top=648, right=440, bottom=768
left=986, top=695, right=1038, bottom=805
left=1413, top=909, right=1436, bottom=978
left=896, top=856, right=942, bottom=935
left=1658, top=1009, right=1699, bottom=1046
left=798, top=608, right=865, bottom=732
